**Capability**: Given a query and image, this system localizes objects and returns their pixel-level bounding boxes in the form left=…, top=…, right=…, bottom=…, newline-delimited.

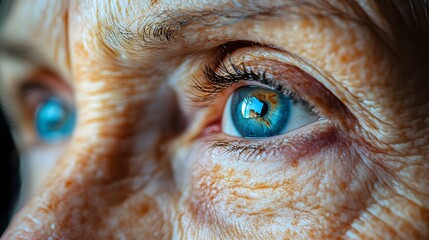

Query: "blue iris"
left=231, top=86, right=290, bottom=138
left=35, top=97, right=76, bottom=142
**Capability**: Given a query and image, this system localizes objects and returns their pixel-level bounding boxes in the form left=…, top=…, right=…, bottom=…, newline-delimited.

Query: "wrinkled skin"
left=0, top=0, right=428, bottom=239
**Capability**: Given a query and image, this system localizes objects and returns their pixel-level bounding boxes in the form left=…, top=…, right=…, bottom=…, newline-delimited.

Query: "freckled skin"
left=1, top=0, right=428, bottom=239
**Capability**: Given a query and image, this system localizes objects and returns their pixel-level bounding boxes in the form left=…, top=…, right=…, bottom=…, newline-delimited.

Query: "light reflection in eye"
left=223, top=86, right=319, bottom=138
left=240, top=96, right=268, bottom=119
left=35, top=97, right=76, bottom=142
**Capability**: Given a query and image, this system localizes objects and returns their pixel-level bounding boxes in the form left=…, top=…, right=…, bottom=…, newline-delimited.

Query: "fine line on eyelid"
left=206, top=119, right=338, bottom=160
left=190, top=58, right=316, bottom=112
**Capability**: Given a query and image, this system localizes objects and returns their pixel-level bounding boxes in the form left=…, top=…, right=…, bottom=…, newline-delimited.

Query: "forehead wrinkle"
left=100, top=0, right=400, bottom=57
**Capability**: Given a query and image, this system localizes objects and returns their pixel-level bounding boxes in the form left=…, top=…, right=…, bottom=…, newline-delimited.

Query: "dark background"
left=0, top=109, right=19, bottom=235
left=1, top=0, right=21, bottom=235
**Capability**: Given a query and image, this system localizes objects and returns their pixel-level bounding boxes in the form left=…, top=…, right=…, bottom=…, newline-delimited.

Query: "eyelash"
left=188, top=58, right=321, bottom=156
left=190, top=60, right=317, bottom=115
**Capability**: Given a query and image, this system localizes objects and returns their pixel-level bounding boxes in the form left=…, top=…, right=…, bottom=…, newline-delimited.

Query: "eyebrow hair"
left=100, top=0, right=428, bottom=59
left=102, top=1, right=309, bottom=52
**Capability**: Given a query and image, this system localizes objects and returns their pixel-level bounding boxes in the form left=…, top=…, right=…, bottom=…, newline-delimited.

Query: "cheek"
left=182, top=136, right=381, bottom=237
left=15, top=144, right=67, bottom=210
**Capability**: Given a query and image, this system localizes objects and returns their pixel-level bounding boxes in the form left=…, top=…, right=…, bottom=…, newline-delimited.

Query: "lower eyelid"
left=208, top=119, right=336, bottom=159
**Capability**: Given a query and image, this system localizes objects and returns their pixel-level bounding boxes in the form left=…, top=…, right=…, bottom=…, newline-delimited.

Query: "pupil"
left=260, top=102, right=268, bottom=116
left=240, top=96, right=269, bottom=119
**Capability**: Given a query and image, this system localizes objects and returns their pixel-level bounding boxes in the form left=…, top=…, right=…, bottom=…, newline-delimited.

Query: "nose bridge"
left=2, top=2, right=183, bottom=237
left=2, top=92, right=177, bottom=239
left=1, top=61, right=184, bottom=238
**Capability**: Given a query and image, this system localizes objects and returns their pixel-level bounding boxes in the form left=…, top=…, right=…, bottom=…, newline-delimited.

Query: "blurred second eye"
left=35, top=97, right=76, bottom=142
left=222, top=86, right=319, bottom=138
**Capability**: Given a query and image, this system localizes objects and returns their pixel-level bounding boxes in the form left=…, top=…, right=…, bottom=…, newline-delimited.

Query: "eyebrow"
left=1, top=1, right=428, bottom=61
left=101, top=0, right=387, bottom=52
left=100, top=0, right=429, bottom=59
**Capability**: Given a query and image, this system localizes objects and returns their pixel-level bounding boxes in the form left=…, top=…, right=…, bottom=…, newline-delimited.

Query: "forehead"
left=0, top=0, right=380, bottom=70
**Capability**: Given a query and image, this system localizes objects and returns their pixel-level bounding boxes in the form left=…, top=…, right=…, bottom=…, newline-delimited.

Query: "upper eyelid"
left=206, top=61, right=307, bottom=104
left=188, top=42, right=287, bottom=106
left=190, top=60, right=319, bottom=125
left=189, top=42, right=308, bottom=105
left=21, top=69, right=74, bottom=101
left=188, top=44, right=355, bottom=128
left=231, top=45, right=354, bottom=117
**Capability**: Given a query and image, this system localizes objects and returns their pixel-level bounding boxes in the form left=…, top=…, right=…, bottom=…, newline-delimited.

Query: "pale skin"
left=0, top=0, right=428, bottom=239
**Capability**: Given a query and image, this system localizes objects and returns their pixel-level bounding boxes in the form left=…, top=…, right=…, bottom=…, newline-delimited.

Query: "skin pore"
left=0, top=0, right=428, bottom=239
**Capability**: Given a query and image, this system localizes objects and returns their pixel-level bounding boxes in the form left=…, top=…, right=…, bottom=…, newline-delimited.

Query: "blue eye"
left=222, top=86, right=319, bottom=138
left=35, top=97, right=76, bottom=142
